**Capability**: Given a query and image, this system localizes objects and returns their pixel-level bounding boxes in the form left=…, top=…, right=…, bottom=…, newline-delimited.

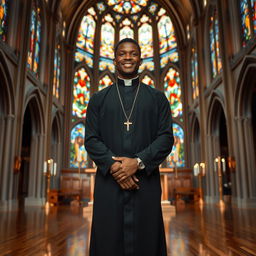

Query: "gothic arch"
left=235, top=55, right=256, bottom=117
left=206, top=90, right=225, bottom=135
left=0, top=49, right=15, bottom=115
left=0, top=50, right=15, bottom=203
left=23, top=88, right=45, bottom=135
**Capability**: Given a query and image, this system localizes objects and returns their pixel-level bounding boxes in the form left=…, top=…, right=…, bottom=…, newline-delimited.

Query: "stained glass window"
left=75, top=11, right=96, bottom=67
left=72, top=68, right=90, bottom=118
left=164, top=67, right=182, bottom=118
left=99, top=14, right=115, bottom=72
left=27, top=0, right=41, bottom=76
left=70, top=123, right=88, bottom=168
left=97, top=2, right=106, bottom=14
left=99, top=74, right=113, bottom=90
left=209, top=7, right=222, bottom=79
left=53, top=44, right=61, bottom=99
left=148, top=2, right=158, bottom=15
left=120, top=18, right=134, bottom=40
left=157, top=9, right=178, bottom=68
left=107, top=0, right=148, bottom=14
left=0, top=0, right=8, bottom=41
left=191, top=48, right=199, bottom=100
left=138, top=15, right=154, bottom=72
left=240, top=0, right=256, bottom=46
left=141, top=75, right=154, bottom=87
left=166, top=123, right=185, bottom=168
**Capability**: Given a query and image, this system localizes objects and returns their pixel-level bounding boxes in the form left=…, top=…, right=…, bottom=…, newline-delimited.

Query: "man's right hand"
left=110, top=162, right=139, bottom=190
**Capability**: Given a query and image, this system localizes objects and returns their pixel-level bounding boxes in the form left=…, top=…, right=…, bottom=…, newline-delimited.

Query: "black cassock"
left=85, top=77, right=174, bottom=256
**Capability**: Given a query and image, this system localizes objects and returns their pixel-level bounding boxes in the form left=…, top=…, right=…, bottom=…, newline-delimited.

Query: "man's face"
left=114, top=42, right=142, bottom=79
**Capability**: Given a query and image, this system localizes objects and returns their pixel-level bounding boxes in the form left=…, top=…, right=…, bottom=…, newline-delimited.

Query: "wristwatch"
left=136, top=158, right=145, bottom=170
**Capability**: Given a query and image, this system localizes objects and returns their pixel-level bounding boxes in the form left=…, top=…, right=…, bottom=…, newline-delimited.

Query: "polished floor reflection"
left=0, top=204, right=256, bottom=256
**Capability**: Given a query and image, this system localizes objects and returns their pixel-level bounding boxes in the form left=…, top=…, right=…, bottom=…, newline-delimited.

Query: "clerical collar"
left=117, top=76, right=139, bottom=87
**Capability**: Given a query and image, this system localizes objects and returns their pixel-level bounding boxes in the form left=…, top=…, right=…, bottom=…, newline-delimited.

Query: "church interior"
left=0, top=0, right=256, bottom=255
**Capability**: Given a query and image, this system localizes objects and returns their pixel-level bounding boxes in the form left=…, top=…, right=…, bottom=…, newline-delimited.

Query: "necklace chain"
left=116, top=81, right=140, bottom=131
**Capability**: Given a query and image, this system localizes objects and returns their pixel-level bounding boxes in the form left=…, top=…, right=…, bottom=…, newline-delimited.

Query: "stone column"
left=0, top=115, right=15, bottom=203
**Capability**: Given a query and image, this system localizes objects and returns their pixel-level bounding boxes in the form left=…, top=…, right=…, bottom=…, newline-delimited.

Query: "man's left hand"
left=111, top=157, right=138, bottom=182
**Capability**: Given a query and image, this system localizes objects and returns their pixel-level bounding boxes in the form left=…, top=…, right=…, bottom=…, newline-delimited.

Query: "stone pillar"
left=0, top=115, right=15, bottom=203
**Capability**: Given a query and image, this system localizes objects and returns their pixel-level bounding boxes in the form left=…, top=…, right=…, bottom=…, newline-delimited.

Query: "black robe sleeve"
left=136, top=92, right=174, bottom=175
left=84, top=93, right=115, bottom=176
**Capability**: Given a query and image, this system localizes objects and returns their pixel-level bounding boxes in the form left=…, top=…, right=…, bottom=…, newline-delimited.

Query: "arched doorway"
left=18, top=107, right=32, bottom=206
left=207, top=98, right=231, bottom=202
left=219, top=110, right=231, bottom=199
left=18, top=93, right=45, bottom=206
left=252, top=88, right=256, bottom=168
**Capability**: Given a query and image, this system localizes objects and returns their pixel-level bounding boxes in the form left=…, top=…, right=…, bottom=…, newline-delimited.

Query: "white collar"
left=118, top=76, right=139, bottom=86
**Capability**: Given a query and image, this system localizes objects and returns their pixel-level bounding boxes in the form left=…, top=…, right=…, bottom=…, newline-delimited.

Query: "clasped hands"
left=110, top=157, right=139, bottom=190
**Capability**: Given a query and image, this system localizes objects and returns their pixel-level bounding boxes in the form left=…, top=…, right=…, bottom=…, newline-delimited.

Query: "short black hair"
left=114, top=38, right=141, bottom=58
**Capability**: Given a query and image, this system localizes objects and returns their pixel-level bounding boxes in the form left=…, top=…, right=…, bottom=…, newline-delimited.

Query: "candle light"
left=221, top=158, right=226, bottom=172
left=53, top=163, right=57, bottom=176
left=214, top=158, right=218, bottom=172
left=43, top=161, right=47, bottom=174
left=200, top=163, right=205, bottom=176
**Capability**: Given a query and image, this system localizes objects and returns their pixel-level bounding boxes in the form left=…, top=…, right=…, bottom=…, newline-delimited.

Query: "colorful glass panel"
left=27, top=1, right=41, bottom=76
left=53, top=45, right=61, bottom=99
left=120, top=18, right=134, bottom=40
left=167, top=123, right=185, bottom=168
left=191, top=48, right=199, bottom=100
left=0, top=0, right=8, bottom=41
left=209, top=8, right=222, bottom=79
left=139, top=58, right=154, bottom=72
left=148, top=2, right=158, bottom=15
left=70, top=123, right=88, bottom=168
left=99, top=75, right=113, bottom=90
left=75, top=13, right=95, bottom=67
left=164, top=67, right=182, bottom=118
left=139, top=22, right=153, bottom=58
left=120, top=25, right=134, bottom=40
left=141, top=75, right=154, bottom=87
left=100, top=22, right=115, bottom=59
left=240, top=0, right=252, bottom=45
left=72, top=68, right=90, bottom=118
left=158, top=11, right=178, bottom=67
left=107, top=0, right=148, bottom=14
left=96, top=2, right=106, bottom=14
left=252, top=0, right=256, bottom=33
left=100, top=20, right=115, bottom=72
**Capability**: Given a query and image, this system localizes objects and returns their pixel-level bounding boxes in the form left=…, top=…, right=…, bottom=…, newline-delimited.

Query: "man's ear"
left=113, top=59, right=116, bottom=66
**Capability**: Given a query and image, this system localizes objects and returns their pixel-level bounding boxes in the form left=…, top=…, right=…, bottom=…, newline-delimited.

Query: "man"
left=84, top=38, right=174, bottom=256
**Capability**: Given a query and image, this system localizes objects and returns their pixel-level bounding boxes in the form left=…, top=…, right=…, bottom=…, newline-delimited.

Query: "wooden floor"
left=0, top=203, right=256, bottom=256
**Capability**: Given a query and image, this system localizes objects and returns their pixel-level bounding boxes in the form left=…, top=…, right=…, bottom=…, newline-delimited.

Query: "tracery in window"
left=107, top=0, right=148, bottom=14
left=75, top=10, right=96, bottom=67
left=72, top=68, right=90, bottom=118
left=209, top=7, right=222, bottom=79
left=164, top=67, right=182, bottom=118
left=240, top=0, right=256, bottom=46
left=0, top=0, right=9, bottom=41
left=138, top=15, right=154, bottom=72
left=99, top=74, right=113, bottom=91
left=157, top=8, right=178, bottom=68
left=27, top=0, right=41, bottom=76
left=99, top=14, right=115, bottom=72
left=53, top=44, right=61, bottom=99
left=120, top=18, right=134, bottom=40
left=166, top=123, right=185, bottom=168
left=191, top=48, right=199, bottom=100
left=141, top=74, right=154, bottom=88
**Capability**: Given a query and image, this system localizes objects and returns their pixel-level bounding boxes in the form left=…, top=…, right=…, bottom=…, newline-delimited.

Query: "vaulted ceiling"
left=57, top=0, right=202, bottom=26
left=51, top=0, right=204, bottom=46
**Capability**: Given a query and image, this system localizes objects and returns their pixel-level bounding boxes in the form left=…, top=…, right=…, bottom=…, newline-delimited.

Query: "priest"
left=84, top=38, right=174, bottom=256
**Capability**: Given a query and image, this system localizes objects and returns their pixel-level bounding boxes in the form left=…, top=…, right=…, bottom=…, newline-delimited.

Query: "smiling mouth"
left=122, top=63, right=134, bottom=68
